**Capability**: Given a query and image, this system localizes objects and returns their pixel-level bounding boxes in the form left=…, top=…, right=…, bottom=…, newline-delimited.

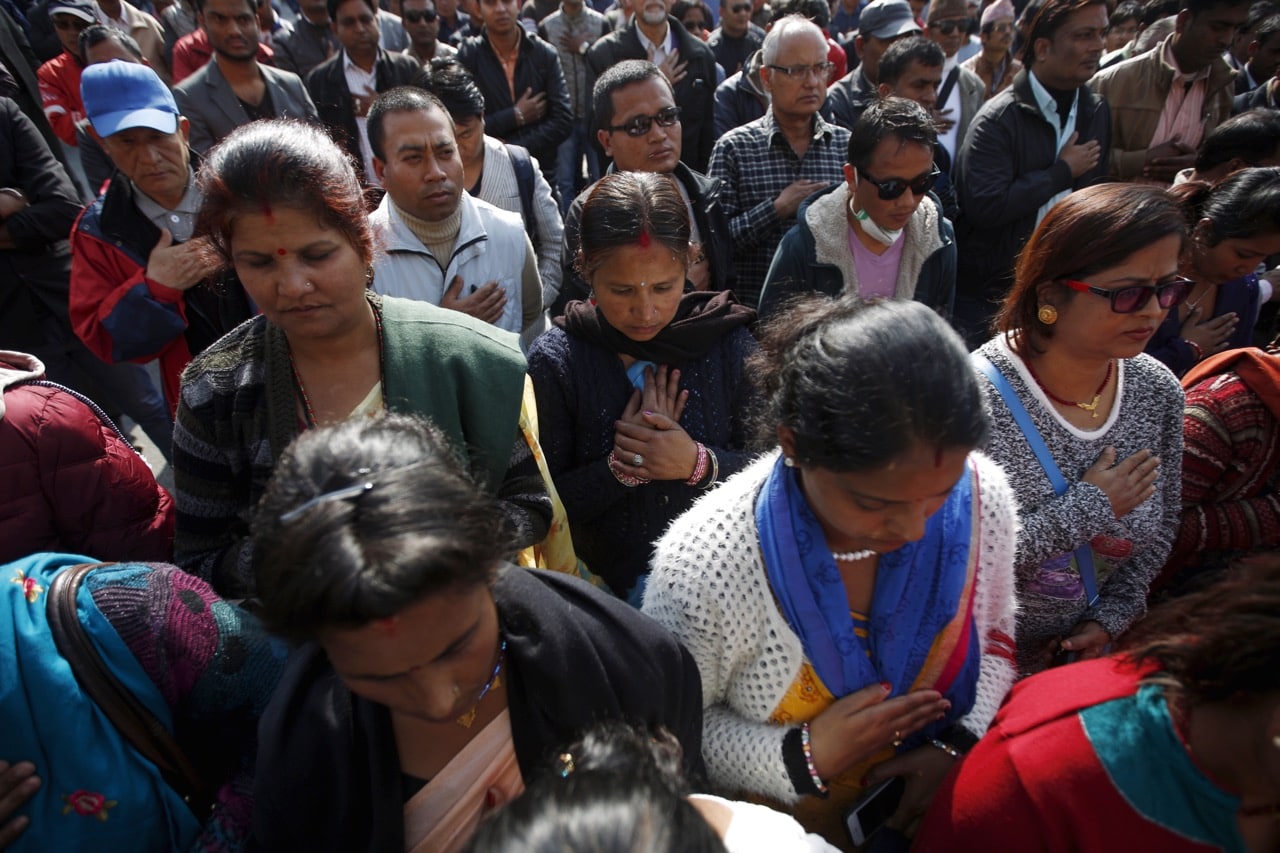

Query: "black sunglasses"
left=728, top=2, right=751, bottom=10
left=683, top=18, right=707, bottom=29
left=605, top=106, right=681, bottom=137
left=928, top=18, right=969, bottom=34
left=859, top=166, right=941, bottom=200
left=402, top=8, right=438, bottom=22
left=1061, top=276, right=1195, bottom=313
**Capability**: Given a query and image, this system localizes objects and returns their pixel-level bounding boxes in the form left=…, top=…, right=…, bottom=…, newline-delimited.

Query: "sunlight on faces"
left=373, top=107, right=464, bottom=221
left=847, top=137, right=935, bottom=234
left=762, top=28, right=831, bottom=121
left=1041, top=233, right=1183, bottom=360
left=202, top=0, right=260, bottom=60
left=782, top=434, right=970, bottom=555
left=477, top=0, right=519, bottom=36
left=1032, top=4, right=1108, bottom=89
left=881, top=59, right=943, bottom=110
left=332, top=0, right=381, bottom=55
left=320, top=585, right=503, bottom=723
left=588, top=243, right=686, bottom=341
left=229, top=206, right=373, bottom=340
left=1194, top=225, right=1280, bottom=283
left=100, top=121, right=192, bottom=208
left=599, top=77, right=682, bottom=174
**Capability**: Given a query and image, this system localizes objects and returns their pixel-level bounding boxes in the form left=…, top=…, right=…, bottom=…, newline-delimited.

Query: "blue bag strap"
left=973, top=354, right=1100, bottom=607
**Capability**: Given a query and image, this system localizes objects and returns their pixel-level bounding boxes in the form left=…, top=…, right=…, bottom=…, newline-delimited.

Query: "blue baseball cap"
left=81, top=61, right=180, bottom=138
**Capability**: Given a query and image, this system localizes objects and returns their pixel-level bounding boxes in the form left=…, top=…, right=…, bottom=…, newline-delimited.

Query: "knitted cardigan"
left=975, top=336, right=1184, bottom=673
left=642, top=450, right=1019, bottom=804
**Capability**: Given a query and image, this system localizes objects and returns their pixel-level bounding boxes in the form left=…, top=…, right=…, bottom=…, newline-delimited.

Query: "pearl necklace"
left=832, top=549, right=877, bottom=562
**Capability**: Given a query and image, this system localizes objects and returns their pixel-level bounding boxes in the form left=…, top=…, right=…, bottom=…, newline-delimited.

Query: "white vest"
left=370, top=192, right=527, bottom=334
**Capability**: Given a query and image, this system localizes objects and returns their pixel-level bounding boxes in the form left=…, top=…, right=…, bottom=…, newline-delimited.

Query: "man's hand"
left=514, top=88, right=547, bottom=125
left=441, top=275, right=507, bottom=324
left=351, top=84, right=377, bottom=118
left=558, top=32, right=587, bottom=54
left=930, top=107, right=955, bottom=133
left=1143, top=138, right=1195, bottom=182
left=773, top=179, right=829, bottom=219
left=0, top=188, right=27, bottom=220
left=657, top=51, right=688, bottom=86
left=1059, top=131, right=1101, bottom=179
left=0, top=761, right=39, bottom=849
left=146, top=229, right=217, bottom=292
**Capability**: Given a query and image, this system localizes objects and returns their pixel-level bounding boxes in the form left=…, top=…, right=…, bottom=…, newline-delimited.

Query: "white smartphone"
left=844, top=776, right=905, bottom=847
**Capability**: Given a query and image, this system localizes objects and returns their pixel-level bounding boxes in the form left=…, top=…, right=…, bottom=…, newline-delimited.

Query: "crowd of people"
left=2, top=0, right=1280, bottom=847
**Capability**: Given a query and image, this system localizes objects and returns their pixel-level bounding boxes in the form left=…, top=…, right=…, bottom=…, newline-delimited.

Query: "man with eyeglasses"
left=706, top=0, right=763, bottom=74
left=37, top=0, right=96, bottom=150
left=759, top=96, right=956, bottom=321
left=552, top=59, right=734, bottom=314
left=961, top=0, right=1023, bottom=97
left=173, top=0, right=320, bottom=155
left=401, top=0, right=458, bottom=61
left=827, top=0, right=920, bottom=129
left=951, top=0, right=1111, bottom=347
left=708, top=14, right=848, bottom=307
left=586, top=0, right=718, bottom=171
left=923, top=0, right=984, bottom=166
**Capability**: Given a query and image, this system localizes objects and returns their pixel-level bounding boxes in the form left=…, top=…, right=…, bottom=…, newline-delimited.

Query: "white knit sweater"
left=643, top=451, right=1019, bottom=803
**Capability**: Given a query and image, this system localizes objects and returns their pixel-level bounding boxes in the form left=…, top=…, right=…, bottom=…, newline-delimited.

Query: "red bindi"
left=374, top=617, right=398, bottom=635
left=277, top=248, right=287, bottom=256
left=637, top=229, right=651, bottom=248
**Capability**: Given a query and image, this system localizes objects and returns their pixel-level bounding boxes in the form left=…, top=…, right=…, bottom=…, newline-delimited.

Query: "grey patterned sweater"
left=974, top=335, right=1184, bottom=675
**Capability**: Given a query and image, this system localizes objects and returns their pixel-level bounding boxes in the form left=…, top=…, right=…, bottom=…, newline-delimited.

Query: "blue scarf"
left=755, top=456, right=980, bottom=736
left=2, top=553, right=201, bottom=852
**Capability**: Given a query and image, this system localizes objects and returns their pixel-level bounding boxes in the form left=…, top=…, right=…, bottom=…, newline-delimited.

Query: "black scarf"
left=555, top=290, right=756, bottom=364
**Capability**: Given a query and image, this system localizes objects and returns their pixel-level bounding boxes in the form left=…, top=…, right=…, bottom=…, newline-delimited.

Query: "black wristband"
left=781, top=726, right=827, bottom=798
left=939, top=724, right=979, bottom=755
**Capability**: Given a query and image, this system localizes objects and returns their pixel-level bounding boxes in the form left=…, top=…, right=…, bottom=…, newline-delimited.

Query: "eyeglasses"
left=766, top=61, right=835, bottom=79
left=605, top=106, right=681, bottom=136
left=402, top=8, right=438, bottom=22
left=683, top=18, right=707, bottom=30
left=927, top=17, right=970, bottom=34
left=1061, top=276, right=1195, bottom=313
left=859, top=166, right=941, bottom=200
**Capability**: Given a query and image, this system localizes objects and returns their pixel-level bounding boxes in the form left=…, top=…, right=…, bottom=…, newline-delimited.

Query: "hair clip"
left=280, top=480, right=374, bottom=524
left=557, top=752, right=575, bottom=778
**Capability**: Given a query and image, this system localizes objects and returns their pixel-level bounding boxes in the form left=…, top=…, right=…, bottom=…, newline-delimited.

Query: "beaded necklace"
left=1025, top=357, right=1113, bottom=420
left=288, top=301, right=386, bottom=428
left=456, top=638, right=507, bottom=729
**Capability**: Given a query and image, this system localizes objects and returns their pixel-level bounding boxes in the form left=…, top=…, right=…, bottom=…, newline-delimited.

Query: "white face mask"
left=848, top=194, right=905, bottom=247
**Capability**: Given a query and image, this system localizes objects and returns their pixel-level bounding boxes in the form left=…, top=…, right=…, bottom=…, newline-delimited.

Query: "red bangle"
left=685, top=442, right=709, bottom=486
left=1184, top=339, right=1204, bottom=362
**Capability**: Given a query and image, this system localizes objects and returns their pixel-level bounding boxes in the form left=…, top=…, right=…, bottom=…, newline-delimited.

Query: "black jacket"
left=826, top=65, right=875, bottom=131
left=250, top=565, right=706, bottom=852
left=552, top=161, right=736, bottom=316
left=456, top=29, right=573, bottom=176
left=305, top=49, right=424, bottom=178
left=952, top=70, right=1110, bottom=304
left=586, top=17, right=719, bottom=173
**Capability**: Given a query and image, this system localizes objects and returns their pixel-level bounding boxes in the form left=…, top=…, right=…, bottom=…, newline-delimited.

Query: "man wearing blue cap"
left=69, top=61, right=251, bottom=416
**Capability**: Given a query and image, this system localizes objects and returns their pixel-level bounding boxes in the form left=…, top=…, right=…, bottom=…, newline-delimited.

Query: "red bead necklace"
left=1025, top=358, right=1113, bottom=420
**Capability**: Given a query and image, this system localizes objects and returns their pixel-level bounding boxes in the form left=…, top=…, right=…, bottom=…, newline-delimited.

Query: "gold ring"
left=892, top=730, right=903, bottom=748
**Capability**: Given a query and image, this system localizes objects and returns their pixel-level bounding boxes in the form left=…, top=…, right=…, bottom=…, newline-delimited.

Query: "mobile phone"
left=844, top=776, right=905, bottom=847
left=1051, top=646, right=1079, bottom=667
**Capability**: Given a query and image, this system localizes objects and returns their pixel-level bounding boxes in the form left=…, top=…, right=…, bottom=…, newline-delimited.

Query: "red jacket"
left=0, top=354, right=174, bottom=564
left=36, top=51, right=84, bottom=146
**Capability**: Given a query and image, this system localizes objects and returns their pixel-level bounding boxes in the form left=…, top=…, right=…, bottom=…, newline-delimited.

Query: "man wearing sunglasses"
left=706, top=0, right=763, bottom=74
left=923, top=0, right=985, bottom=167
left=552, top=58, right=734, bottom=313
left=400, top=0, right=458, bottom=62
left=586, top=0, right=719, bottom=172
left=759, top=97, right=956, bottom=321
left=951, top=0, right=1111, bottom=347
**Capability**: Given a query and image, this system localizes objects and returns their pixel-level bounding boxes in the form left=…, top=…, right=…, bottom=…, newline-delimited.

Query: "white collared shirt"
left=1027, top=69, right=1078, bottom=225
left=637, top=22, right=674, bottom=67
left=343, top=50, right=381, bottom=186
left=938, top=53, right=962, bottom=162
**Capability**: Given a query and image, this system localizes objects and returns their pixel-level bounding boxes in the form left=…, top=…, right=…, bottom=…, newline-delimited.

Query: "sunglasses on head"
left=859, top=166, right=941, bottom=200
left=928, top=17, right=969, bottom=34
left=605, top=105, right=681, bottom=137
left=1061, top=276, right=1195, bottom=313
left=402, top=8, right=438, bottom=21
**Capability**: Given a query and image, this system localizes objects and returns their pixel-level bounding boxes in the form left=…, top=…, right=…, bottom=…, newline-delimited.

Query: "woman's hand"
left=1179, top=305, right=1238, bottom=356
left=1082, top=446, right=1159, bottom=518
left=1059, top=620, right=1111, bottom=660
left=618, top=365, right=688, bottom=427
left=613, top=411, right=699, bottom=481
left=0, top=761, right=39, bottom=849
left=807, top=683, right=949, bottom=782
left=864, top=744, right=959, bottom=836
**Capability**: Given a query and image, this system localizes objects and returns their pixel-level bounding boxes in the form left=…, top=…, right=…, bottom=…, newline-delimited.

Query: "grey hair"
left=761, top=14, right=827, bottom=65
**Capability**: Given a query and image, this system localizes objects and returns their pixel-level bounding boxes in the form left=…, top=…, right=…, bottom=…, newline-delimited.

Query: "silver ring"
left=632, top=453, right=644, bottom=466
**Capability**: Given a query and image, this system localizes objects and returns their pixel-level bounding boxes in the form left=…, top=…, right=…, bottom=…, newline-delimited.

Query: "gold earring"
left=1038, top=305, right=1058, bottom=325
left=365, top=265, right=374, bottom=285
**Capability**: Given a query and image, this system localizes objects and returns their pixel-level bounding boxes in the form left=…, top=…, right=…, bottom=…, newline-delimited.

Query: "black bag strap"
left=505, top=142, right=541, bottom=252
left=47, top=562, right=213, bottom=818
left=937, top=65, right=961, bottom=109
